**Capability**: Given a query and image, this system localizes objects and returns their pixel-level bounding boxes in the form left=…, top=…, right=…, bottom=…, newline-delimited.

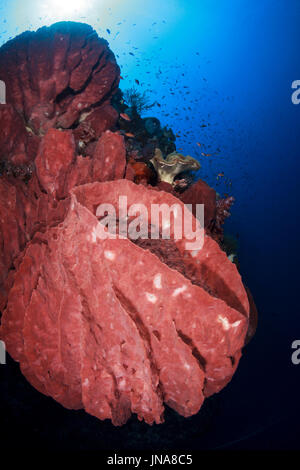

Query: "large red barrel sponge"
left=0, top=176, right=250, bottom=425
left=0, top=21, right=120, bottom=164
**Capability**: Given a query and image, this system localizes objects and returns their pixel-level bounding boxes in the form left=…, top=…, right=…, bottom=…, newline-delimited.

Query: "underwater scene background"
left=0, top=0, right=299, bottom=452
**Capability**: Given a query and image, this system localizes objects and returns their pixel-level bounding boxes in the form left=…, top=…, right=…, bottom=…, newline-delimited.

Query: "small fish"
left=129, top=52, right=135, bottom=56
left=120, top=113, right=131, bottom=121
left=217, top=172, right=224, bottom=179
left=135, top=79, right=140, bottom=85
left=196, top=142, right=201, bottom=147
left=201, top=153, right=212, bottom=157
left=106, top=28, right=111, bottom=34
left=125, top=132, right=135, bottom=138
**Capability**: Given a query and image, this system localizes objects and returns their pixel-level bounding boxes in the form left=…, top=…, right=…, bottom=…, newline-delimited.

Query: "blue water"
left=0, top=0, right=299, bottom=450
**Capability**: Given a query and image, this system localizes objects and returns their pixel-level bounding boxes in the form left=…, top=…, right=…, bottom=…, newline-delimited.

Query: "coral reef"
left=208, top=195, right=235, bottom=243
left=126, top=158, right=155, bottom=185
left=0, top=22, right=254, bottom=426
left=150, top=148, right=200, bottom=186
left=112, top=88, right=176, bottom=161
left=144, top=117, right=161, bottom=135
left=123, top=87, right=155, bottom=116
left=179, top=178, right=217, bottom=228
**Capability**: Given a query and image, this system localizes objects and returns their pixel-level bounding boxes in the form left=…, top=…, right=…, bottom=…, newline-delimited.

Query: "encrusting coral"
left=150, top=148, right=200, bottom=186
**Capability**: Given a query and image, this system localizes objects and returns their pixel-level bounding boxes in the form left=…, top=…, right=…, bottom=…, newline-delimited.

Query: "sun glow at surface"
left=39, top=0, right=95, bottom=18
